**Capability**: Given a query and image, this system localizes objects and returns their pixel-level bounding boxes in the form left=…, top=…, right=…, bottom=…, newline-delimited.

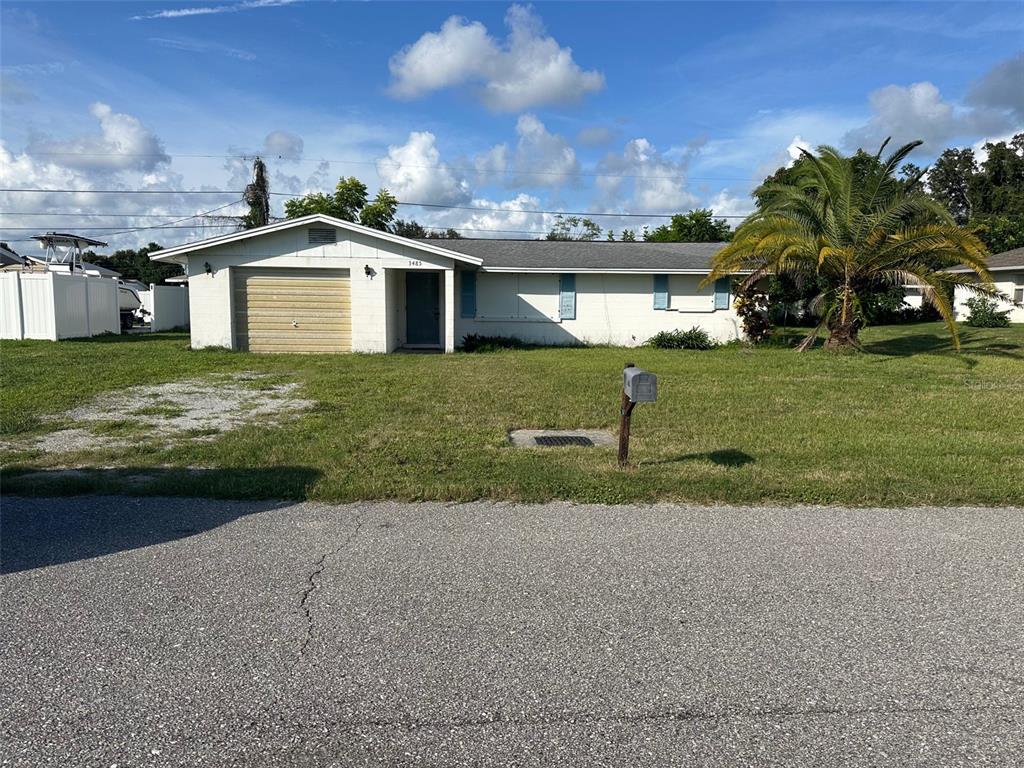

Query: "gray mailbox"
left=623, top=367, right=657, bottom=403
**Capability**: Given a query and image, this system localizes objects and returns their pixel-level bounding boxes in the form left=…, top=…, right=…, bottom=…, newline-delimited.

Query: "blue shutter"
left=653, top=274, right=669, bottom=310
left=558, top=274, right=576, bottom=320
left=714, top=277, right=730, bottom=310
left=460, top=271, right=477, bottom=318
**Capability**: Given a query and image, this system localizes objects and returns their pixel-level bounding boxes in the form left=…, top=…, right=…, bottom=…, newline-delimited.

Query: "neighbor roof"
left=949, top=246, right=1024, bottom=273
left=149, top=214, right=483, bottom=266
left=428, top=239, right=728, bottom=273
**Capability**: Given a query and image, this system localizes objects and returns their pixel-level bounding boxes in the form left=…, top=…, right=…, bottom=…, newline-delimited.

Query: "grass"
left=2, top=324, right=1023, bottom=506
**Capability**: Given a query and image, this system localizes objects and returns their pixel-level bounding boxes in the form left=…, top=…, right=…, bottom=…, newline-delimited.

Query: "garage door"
left=233, top=268, right=351, bottom=353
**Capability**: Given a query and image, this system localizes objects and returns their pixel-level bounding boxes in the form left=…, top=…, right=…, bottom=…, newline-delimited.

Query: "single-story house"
left=950, top=246, right=1024, bottom=324
left=149, top=214, right=740, bottom=353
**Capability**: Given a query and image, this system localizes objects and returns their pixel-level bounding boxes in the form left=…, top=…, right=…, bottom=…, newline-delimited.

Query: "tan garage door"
left=233, top=268, right=351, bottom=353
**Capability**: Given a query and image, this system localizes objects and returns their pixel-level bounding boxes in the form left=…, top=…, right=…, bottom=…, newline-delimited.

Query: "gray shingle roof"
left=950, top=247, right=1024, bottom=272
left=424, top=239, right=727, bottom=271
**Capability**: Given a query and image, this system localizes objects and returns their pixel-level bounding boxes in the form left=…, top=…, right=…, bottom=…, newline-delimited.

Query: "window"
left=460, top=271, right=477, bottom=318
left=653, top=275, right=669, bottom=310
left=559, top=274, right=576, bottom=320
left=1014, top=286, right=1023, bottom=304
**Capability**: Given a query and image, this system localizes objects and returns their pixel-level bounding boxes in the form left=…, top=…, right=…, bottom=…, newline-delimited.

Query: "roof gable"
left=149, top=214, right=483, bottom=266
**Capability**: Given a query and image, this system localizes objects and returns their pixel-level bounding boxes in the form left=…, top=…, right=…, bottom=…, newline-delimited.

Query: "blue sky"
left=1, top=1, right=1021, bottom=247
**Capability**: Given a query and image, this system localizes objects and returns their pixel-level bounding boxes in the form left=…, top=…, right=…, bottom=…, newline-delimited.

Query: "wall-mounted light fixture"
left=204, top=261, right=213, bottom=275
left=364, top=264, right=375, bottom=278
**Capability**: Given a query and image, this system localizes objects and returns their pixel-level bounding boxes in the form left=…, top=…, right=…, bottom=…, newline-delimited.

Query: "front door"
left=405, top=271, right=440, bottom=346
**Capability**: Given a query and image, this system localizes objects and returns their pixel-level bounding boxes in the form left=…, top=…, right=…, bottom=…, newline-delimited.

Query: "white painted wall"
left=456, top=271, right=742, bottom=347
left=182, top=223, right=457, bottom=351
left=0, top=272, right=118, bottom=340
left=954, top=272, right=1024, bottom=324
left=149, top=285, right=190, bottom=331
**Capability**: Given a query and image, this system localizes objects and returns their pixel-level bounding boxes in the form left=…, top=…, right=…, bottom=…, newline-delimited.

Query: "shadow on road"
left=1, top=466, right=319, bottom=574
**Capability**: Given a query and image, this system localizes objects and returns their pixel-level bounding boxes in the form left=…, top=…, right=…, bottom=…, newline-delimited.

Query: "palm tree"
left=707, top=139, right=1001, bottom=351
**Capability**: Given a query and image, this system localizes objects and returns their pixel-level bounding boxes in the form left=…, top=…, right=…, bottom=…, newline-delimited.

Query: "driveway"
left=2, top=497, right=1022, bottom=766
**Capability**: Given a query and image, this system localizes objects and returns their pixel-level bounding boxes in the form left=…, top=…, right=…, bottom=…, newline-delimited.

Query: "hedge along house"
left=149, top=214, right=740, bottom=353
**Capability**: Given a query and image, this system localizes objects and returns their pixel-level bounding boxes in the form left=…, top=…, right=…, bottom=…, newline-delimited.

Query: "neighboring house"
left=149, top=214, right=740, bottom=353
left=950, top=247, right=1024, bottom=324
left=0, top=243, right=25, bottom=268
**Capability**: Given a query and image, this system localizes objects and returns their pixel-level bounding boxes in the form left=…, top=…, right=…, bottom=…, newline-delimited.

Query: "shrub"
left=459, top=334, right=531, bottom=352
left=964, top=296, right=1011, bottom=328
left=645, top=327, right=718, bottom=350
left=734, top=284, right=772, bottom=344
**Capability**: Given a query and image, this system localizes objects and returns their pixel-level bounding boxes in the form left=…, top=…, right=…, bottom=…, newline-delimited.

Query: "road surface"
left=2, top=497, right=1022, bottom=766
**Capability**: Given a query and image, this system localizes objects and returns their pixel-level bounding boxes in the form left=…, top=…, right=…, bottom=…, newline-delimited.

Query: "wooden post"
left=618, top=362, right=636, bottom=467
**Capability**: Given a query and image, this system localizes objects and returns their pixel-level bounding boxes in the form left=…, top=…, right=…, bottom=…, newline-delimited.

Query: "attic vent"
left=308, top=227, right=337, bottom=245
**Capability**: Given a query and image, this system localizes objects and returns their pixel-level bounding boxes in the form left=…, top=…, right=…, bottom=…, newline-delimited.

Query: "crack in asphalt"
left=298, top=514, right=363, bottom=656
left=319, top=702, right=1024, bottom=732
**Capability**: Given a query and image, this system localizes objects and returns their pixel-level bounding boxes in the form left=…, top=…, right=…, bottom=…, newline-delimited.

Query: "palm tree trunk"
left=824, top=281, right=859, bottom=350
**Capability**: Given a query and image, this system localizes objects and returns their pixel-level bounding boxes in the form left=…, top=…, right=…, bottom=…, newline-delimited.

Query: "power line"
left=0, top=211, right=244, bottom=218
left=400, top=202, right=748, bottom=218
left=0, top=188, right=244, bottom=195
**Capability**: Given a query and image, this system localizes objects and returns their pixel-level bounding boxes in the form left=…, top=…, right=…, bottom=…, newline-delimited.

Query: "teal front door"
left=406, top=272, right=441, bottom=346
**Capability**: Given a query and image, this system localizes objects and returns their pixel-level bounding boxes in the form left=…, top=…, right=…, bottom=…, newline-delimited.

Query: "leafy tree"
left=546, top=215, right=602, bottom=241
left=358, top=189, right=398, bottom=231
left=973, top=215, right=1024, bottom=254
left=392, top=219, right=428, bottom=238
left=92, top=242, right=183, bottom=285
left=606, top=229, right=615, bottom=241
left=968, top=134, right=1024, bottom=221
left=644, top=209, right=731, bottom=242
left=620, top=229, right=636, bottom=242
left=928, top=148, right=977, bottom=223
left=284, top=176, right=398, bottom=232
left=709, top=140, right=1000, bottom=351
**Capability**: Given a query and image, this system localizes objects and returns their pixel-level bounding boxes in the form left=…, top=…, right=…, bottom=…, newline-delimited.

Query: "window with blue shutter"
left=653, top=274, right=669, bottom=310
left=460, top=271, right=477, bottom=318
left=714, top=277, right=731, bottom=310
left=559, top=274, right=576, bottom=320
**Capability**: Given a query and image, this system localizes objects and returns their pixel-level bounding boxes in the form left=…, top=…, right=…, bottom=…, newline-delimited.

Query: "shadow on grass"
left=63, top=331, right=191, bottom=345
left=1, top=466, right=321, bottom=574
left=647, top=449, right=755, bottom=468
left=862, top=330, right=1024, bottom=362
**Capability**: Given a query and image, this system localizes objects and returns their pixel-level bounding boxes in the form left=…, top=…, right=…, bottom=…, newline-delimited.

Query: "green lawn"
left=2, top=323, right=1023, bottom=505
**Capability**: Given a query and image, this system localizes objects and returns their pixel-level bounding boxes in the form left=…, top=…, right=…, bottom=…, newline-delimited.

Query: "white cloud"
left=477, top=114, right=578, bottom=187
left=149, top=37, right=257, bottom=61
left=376, top=131, right=472, bottom=205
left=705, top=190, right=753, bottom=220
left=419, top=193, right=551, bottom=238
left=263, top=130, right=303, bottom=161
left=577, top=125, right=616, bottom=147
left=596, top=137, right=700, bottom=212
left=786, top=135, right=812, bottom=164
left=132, top=0, right=302, bottom=21
left=966, top=53, right=1024, bottom=121
left=388, top=4, right=604, bottom=112
left=25, top=102, right=170, bottom=173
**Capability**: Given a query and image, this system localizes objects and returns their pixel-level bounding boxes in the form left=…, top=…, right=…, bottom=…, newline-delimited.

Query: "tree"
left=92, top=242, right=183, bottom=285
left=426, top=228, right=462, bottom=239
left=284, top=176, right=398, bottom=232
left=708, top=140, right=1000, bottom=351
left=392, top=219, right=428, bottom=238
left=644, top=209, right=731, bottom=242
left=928, top=148, right=977, bottom=223
left=606, top=229, right=615, bottom=241
left=242, top=157, right=270, bottom=229
left=620, top=229, right=636, bottom=242
left=358, top=189, right=398, bottom=231
left=546, top=215, right=602, bottom=241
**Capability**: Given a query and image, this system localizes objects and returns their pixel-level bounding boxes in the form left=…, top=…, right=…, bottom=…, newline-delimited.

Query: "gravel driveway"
left=2, top=497, right=1022, bottom=766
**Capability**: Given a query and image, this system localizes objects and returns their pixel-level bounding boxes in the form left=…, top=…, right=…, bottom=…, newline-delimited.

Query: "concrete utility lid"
left=509, top=429, right=616, bottom=448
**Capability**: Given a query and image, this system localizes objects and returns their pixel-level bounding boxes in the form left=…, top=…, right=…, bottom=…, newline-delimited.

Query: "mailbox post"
left=619, top=363, right=657, bottom=467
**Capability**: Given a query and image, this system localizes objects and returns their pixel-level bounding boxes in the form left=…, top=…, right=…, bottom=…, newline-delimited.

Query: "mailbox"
left=623, top=367, right=657, bottom=403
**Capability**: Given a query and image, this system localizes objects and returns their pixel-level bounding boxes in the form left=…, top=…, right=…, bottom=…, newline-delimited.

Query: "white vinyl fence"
left=140, top=284, right=190, bottom=331
left=0, top=271, right=120, bottom=340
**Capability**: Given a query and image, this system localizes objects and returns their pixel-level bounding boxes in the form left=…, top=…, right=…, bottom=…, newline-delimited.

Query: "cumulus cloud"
left=843, top=59, right=1022, bottom=154
left=388, top=4, right=604, bottom=112
left=596, top=137, right=700, bottom=212
left=25, top=102, right=170, bottom=173
left=376, top=131, right=472, bottom=205
left=786, top=135, right=812, bottom=164
left=966, top=53, right=1024, bottom=122
left=477, top=114, right=578, bottom=187
left=418, top=193, right=551, bottom=238
left=577, top=125, right=616, bottom=147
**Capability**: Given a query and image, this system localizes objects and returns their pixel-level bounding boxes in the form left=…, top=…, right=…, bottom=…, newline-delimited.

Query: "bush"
left=645, top=327, right=718, bottom=350
left=734, top=285, right=772, bottom=343
left=964, top=296, right=1011, bottom=328
left=459, top=334, right=531, bottom=352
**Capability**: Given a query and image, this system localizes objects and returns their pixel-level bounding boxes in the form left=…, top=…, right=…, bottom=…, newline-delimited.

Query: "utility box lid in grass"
left=509, top=429, right=616, bottom=448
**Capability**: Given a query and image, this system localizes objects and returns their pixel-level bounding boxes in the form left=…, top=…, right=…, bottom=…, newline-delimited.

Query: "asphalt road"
left=2, top=497, right=1023, bottom=767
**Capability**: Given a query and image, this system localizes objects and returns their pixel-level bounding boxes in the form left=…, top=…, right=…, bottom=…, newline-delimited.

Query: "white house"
left=951, top=247, right=1024, bottom=324
left=149, top=214, right=741, bottom=354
